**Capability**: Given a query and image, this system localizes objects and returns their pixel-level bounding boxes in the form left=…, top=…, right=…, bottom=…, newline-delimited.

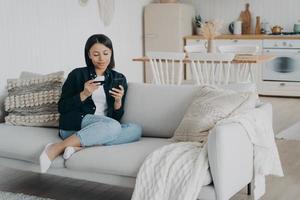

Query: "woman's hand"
left=109, top=85, right=124, bottom=110
left=80, top=80, right=99, bottom=101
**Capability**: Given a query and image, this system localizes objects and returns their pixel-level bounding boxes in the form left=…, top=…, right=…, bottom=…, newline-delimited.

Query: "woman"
left=39, top=34, right=142, bottom=173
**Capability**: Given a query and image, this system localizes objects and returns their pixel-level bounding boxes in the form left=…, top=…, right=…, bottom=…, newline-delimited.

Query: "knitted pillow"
left=4, top=71, right=64, bottom=127
left=172, top=85, right=257, bottom=143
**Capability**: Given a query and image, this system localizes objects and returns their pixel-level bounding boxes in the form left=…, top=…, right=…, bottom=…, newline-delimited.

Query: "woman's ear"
left=88, top=52, right=91, bottom=59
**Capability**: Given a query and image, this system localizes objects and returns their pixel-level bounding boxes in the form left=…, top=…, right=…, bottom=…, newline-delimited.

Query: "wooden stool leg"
left=247, top=182, right=251, bottom=195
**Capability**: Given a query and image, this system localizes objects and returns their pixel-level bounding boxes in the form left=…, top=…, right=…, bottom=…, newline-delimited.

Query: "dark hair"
left=84, top=34, right=115, bottom=69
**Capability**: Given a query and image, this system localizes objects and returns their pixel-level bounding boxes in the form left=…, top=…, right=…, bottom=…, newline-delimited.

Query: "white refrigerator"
left=144, top=3, right=195, bottom=83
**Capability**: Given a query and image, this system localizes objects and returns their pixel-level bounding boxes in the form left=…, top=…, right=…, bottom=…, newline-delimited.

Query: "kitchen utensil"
left=255, top=16, right=261, bottom=34
left=261, top=22, right=270, bottom=34
left=271, top=25, right=283, bottom=35
left=229, top=21, right=242, bottom=34
left=229, top=22, right=234, bottom=34
left=239, top=3, right=251, bottom=34
left=293, top=22, right=300, bottom=33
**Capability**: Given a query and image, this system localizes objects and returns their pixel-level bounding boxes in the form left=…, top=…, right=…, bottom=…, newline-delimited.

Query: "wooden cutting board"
left=239, top=3, right=251, bottom=34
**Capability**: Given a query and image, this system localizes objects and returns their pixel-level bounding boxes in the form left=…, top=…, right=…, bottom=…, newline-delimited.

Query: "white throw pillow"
left=172, top=85, right=257, bottom=143
left=4, top=71, right=64, bottom=127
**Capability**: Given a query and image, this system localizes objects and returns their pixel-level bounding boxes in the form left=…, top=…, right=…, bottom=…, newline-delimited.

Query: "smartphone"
left=112, top=78, right=124, bottom=89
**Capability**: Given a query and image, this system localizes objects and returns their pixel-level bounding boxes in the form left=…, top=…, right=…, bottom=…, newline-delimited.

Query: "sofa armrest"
left=208, top=120, right=254, bottom=200
left=208, top=102, right=272, bottom=200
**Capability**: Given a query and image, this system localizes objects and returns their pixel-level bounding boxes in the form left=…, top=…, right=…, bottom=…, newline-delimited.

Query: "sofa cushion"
left=4, top=71, right=64, bottom=127
left=172, top=85, right=257, bottom=142
left=122, top=83, right=198, bottom=138
left=0, top=123, right=64, bottom=168
left=65, top=137, right=172, bottom=177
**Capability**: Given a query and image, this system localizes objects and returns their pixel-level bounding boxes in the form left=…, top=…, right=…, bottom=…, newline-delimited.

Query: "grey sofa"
left=0, top=82, right=271, bottom=200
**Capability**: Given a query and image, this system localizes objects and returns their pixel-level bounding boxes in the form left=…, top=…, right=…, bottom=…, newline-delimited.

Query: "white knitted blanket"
left=131, top=142, right=210, bottom=200
left=132, top=106, right=283, bottom=200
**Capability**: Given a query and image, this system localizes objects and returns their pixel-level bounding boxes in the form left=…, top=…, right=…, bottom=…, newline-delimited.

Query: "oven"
left=262, top=40, right=300, bottom=82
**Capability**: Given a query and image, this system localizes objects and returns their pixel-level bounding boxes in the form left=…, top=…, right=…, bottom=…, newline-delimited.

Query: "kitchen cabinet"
left=185, top=39, right=263, bottom=53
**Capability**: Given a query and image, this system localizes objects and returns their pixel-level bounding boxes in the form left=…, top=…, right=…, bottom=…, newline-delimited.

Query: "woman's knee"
left=123, top=123, right=142, bottom=138
left=88, top=116, right=121, bottom=129
left=109, top=120, right=122, bottom=137
left=93, top=117, right=122, bottom=138
left=77, top=119, right=122, bottom=146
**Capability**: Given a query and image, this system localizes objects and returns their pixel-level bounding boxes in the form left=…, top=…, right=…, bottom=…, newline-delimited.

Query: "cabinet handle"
left=144, top=34, right=157, bottom=38
left=279, top=83, right=286, bottom=86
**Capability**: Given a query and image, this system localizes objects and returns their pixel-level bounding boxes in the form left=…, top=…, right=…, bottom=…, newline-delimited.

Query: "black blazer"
left=58, top=66, right=127, bottom=131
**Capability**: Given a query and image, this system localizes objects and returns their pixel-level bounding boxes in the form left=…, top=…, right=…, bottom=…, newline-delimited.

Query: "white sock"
left=39, top=143, right=53, bottom=173
left=63, top=146, right=76, bottom=160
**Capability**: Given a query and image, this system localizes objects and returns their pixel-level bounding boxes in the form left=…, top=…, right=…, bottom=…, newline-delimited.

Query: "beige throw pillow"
left=172, top=85, right=257, bottom=143
left=4, top=71, right=64, bottom=127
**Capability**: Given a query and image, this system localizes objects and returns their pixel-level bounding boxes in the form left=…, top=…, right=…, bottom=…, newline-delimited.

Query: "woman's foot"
left=39, top=143, right=64, bottom=173
left=63, top=146, right=82, bottom=160
left=39, top=143, right=53, bottom=173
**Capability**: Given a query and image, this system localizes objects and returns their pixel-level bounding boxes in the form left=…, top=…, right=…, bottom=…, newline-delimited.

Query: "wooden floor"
left=0, top=166, right=133, bottom=200
left=231, top=139, right=300, bottom=200
left=260, top=96, right=300, bottom=134
left=0, top=96, right=300, bottom=200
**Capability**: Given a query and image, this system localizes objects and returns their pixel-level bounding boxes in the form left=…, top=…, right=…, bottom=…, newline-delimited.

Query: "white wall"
left=0, top=0, right=155, bottom=121
left=0, top=0, right=153, bottom=94
left=2, top=0, right=298, bottom=88
left=194, top=0, right=300, bottom=33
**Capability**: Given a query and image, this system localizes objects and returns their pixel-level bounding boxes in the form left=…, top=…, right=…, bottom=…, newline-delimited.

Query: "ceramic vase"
left=196, top=27, right=202, bottom=35
left=207, top=39, right=216, bottom=53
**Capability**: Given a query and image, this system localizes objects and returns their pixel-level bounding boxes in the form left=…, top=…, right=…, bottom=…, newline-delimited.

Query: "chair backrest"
left=146, top=51, right=186, bottom=85
left=187, top=52, right=235, bottom=85
left=218, top=45, right=259, bottom=55
left=184, top=45, right=206, bottom=53
left=218, top=45, right=259, bottom=83
left=184, top=45, right=206, bottom=84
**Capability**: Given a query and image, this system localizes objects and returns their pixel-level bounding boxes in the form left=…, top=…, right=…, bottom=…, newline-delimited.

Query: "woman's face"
left=88, top=43, right=112, bottom=72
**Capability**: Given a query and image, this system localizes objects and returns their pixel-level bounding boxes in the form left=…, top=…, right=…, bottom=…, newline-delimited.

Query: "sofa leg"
left=247, top=183, right=251, bottom=195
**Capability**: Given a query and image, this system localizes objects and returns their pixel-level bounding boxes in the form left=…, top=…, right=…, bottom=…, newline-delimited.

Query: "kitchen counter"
left=184, top=34, right=300, bottom=40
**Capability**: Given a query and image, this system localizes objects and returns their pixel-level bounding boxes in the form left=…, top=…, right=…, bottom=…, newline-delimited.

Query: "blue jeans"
left=59, top=114, right=142, bottom=147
